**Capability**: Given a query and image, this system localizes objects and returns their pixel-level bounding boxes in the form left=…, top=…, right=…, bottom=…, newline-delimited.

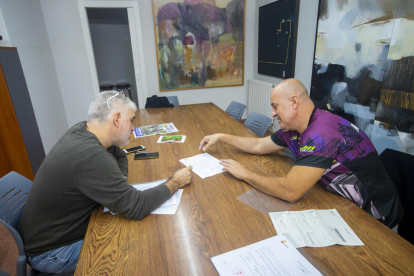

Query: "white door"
left=78, top=1, right=148, bottom=108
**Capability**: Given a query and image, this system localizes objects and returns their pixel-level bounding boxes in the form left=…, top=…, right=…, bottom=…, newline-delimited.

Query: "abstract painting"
left=311, top=0, right=414, bottom=155
left=258, top=0, right=300, bottom=78
left=152, top=0, right=245, bottom=91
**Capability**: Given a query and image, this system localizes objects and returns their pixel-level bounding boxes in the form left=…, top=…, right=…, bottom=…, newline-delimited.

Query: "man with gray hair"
left=19, top=92, right=193, bottom=274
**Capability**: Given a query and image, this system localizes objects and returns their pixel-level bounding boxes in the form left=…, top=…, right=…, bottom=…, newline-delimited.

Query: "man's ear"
left=113, top=112, right=121, bottom=126
left=291, top=95, right=299, bottom=110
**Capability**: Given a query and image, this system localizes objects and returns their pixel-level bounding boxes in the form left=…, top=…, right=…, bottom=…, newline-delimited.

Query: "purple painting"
left=152, top=0, right=245, bottom=91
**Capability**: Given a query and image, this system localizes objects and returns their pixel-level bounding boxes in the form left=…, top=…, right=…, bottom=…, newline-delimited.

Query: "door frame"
left=78, top=0, right=147, bottom=108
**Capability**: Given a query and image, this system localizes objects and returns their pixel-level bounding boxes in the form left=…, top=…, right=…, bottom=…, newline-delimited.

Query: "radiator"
left=247, top=79, right=278, bottom=132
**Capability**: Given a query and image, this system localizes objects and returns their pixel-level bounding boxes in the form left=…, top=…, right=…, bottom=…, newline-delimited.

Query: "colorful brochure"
left=157, top=135, right=186, bottom=143
left=134, top=123, right=178, bottom=138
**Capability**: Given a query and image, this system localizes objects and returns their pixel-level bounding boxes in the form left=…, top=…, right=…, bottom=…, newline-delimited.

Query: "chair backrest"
left=0, top=171, right=32, bottom=229
left=0, top=172, right=72, bottom=275
left=166, top=96, right=179, bottom=106
left=244, top=112, right=273, bottom=137
left=225, top=101, right=247, bottom=121
left=0, top=171, right=33, bottom=276
left=379, top=149, right=414, bottom=244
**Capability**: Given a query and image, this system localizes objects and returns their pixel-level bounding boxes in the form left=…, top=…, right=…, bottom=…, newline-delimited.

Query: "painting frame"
left=258, top=0, right=300, bottom=79
left=152, top=0, right=246, bottom=92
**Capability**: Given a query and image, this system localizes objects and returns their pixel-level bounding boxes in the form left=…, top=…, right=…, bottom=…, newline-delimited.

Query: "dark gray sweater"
left=18, top=122, right=170, bottom=256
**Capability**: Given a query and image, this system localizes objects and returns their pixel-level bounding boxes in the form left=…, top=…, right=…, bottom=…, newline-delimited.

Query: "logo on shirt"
left=291, top=136, right=297, bottom=140
left=300, top=145, right=316, bottom=153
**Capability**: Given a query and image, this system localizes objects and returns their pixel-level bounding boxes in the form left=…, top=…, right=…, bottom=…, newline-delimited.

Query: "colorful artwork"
left=311, top=0, right=414, bottom=155
left=152, top=0, right=245, bottom=91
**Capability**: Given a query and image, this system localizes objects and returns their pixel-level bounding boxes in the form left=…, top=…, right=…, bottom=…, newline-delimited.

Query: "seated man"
left=199, top=78, right=403, bottom=228
left=19, top=91, right=193, bottom=273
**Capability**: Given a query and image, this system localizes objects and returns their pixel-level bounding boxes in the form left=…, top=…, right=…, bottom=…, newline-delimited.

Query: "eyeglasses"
left=106, top=92, right=124, bottom=110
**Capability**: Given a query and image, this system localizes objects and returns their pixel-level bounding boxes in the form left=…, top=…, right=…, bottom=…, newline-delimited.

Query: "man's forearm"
left=218, top=134, right=265, bottom=154
left=164, top=178, right=181, bottom=195
left=241, top=172, right=297, bottom=202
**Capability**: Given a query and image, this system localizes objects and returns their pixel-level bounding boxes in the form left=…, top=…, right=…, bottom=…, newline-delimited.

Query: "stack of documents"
left=103, top=179, right=183, bottom=215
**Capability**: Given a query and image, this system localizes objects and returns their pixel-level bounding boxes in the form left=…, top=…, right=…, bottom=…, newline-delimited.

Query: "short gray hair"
left=87, top=91, right=138, bottom=123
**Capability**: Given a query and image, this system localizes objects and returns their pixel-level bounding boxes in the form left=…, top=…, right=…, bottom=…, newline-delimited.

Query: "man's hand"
left=219, top=159, right=249, bottom=181
left=165, top=166, right=193, bottom=194
left=199, top=134, right=221, bottom=151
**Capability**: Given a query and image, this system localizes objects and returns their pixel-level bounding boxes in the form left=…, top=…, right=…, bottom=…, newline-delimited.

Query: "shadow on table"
left=237, top=188, right=311, bottom=215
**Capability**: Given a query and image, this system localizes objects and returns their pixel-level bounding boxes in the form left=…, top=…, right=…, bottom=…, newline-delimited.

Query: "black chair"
left=0, top=172, right=73, bottom=276
left=225, top=101, right=247, bottom=121
left=379, top=149, right=414, bottom=244
left=244, top=112, right=273, bottom=137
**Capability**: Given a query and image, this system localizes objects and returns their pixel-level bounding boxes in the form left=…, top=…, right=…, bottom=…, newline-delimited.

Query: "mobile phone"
left=134, top=152, right=159, bottom=160
left=124, top=145, right=145, bottom=153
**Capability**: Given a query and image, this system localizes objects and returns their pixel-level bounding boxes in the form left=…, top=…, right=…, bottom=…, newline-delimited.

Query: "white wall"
left=41, top=0, right=96, bottom=128
left=41, top=0, right=255, bottom=123
left=0, top=6, right=11, bottom=47
left=254, top=0, right=319, bottom=93
left=0, top=0, right=68, bottom=154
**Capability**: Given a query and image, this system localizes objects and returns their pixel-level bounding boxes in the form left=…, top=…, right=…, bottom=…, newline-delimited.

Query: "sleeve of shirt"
left=270, top=130, right=287, bottom=147
left=77, top=151, right=171, bottom=220
left=107, top=145, right=128, bottom=176
left=296, top=155, right=334, bottom=169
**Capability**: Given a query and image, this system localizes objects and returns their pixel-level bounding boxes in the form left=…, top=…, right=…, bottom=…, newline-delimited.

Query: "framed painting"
left=310, top=0, right=414, bottom=155
left=258, top=0, right=300, bottom=79
left=152, top=0, right=245, bottom=91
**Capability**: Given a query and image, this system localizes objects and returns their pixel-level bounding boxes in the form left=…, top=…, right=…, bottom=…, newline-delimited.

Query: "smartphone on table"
left=134, top=152, right=159, bottom=160
left=124, top=145, right=145, bottom=154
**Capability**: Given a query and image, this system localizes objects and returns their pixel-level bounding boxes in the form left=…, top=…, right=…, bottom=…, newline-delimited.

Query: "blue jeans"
left=27, top=240, right=83, bottom=273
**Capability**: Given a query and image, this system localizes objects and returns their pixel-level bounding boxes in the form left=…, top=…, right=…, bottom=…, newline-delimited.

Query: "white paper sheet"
left=270, top=209, right=364, bottom=248
left=211, top=234, right=322, bottom=276
left=103, top=179, right=183, bottom=215
left=179, top=153, right=224, bottom=179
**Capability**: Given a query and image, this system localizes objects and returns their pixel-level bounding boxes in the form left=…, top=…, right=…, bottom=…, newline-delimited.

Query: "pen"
left=135, top=152, right=148, bottom=155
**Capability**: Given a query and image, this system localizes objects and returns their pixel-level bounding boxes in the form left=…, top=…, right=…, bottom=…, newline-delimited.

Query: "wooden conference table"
left=75, top=103, right=414, bottom=275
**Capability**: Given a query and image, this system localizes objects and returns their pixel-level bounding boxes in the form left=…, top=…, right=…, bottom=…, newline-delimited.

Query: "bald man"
left=199, top=78, right=403, bottom=228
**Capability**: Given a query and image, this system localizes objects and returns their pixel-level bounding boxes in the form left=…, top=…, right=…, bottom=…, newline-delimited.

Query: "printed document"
left=179, top=153, right=224, bottom=179
left=211, top=234, right=322, bottom=276
left=103, top=179, right=183, bottom=215
left=270, top=209, right=364, bottom=248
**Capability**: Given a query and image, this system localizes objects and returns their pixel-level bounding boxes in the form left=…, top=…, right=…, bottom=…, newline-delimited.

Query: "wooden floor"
left=0, top=223, right=18, bottom=276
